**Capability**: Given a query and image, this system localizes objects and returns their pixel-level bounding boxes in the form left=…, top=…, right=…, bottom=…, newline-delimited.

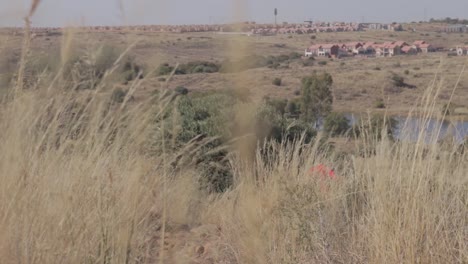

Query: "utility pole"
left=274, top=8, right=278, bottom=26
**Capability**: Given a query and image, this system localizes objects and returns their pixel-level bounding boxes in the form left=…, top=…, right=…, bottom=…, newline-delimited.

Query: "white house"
left=457, top=46, right=468, bottom=56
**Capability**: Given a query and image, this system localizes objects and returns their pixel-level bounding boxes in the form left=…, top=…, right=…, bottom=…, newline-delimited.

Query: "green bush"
left=285, top=100, right=299, bottom=117
left=302, top=57, right=315, bottom=67
left=256, top=103, right=316, bottom=144
left=121, top=57, right=143, bottom=82
left=179, top=61, right=220, bottom=74
left=300, top=72, right=333, bottom=123
left=353, top=115, right=398, bottom=140
left=157, top=63, right=174, bottom=76
left=175, top=86, right=189, bottom=95
left=276, top=54, right=290, bottom=63
left=323, top=112, right=350, bottom=136
left=391, top=74, right=406, bottom=87
left=94, top=45, right=120, bottom=79
left=220, top=55, right=269, bottom=73
left=288, top=52, right=302, bottom=60
left=374, top=98, right=386, bottom=109
left=272, top=77, right=282, bottom=86
left=111, top=88, right=127, bottom=103
left=284, top=121, right=317, bottom=143
left=175, top=92, right=238, bottom=192
left=61, top=45, right=123, bottom=90
left=266, top=98, right=287, bottom=116
left=318, top=61, right=327, bottom=66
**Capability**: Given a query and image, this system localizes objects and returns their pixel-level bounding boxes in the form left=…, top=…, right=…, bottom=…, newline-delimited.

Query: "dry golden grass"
left=0, top=5, right=467, bottom=263
left=0, top=43, right=467, bottom=264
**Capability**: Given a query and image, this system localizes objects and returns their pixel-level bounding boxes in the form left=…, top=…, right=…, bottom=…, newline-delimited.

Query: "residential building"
left=401, top=46, right=417, bottom=55
left=419, top=43, right=435, bottom=53
left=318, top=44, right=340, bottom=57
left=446, top=24, right=468, bottom=33
left=342, top=42, right=364, bottom=54
left=457, top=46, right=468, bottom=56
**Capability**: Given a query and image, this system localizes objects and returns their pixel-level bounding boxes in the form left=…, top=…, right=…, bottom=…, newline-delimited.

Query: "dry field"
left=0, top=23, right=467, bottom=264
left=1, top=27, right=468, bottom=117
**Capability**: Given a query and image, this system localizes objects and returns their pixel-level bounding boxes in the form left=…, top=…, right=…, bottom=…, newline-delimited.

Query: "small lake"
left=343, top=114, right=468, bottom=143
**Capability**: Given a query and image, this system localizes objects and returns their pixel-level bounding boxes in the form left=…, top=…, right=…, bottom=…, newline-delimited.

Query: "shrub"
left=265, top=98, right=288, bottom=116
left=288, top=52, right=302, bottom=60
left=323, top=112, right=350, bottom=136
left=285, top=100, right=299, bottom=117
left=318, top=61, right=327, bottom=66
left=175, top=86, right=189, bottom=95
left=273, top=43, right=286, bottom=48
left=374, top=98, right=386, bottom=109
left=300, top=72, right=333, bottom=123
left=94, top=45, right=120, bottom=79
left=157, top=63, right=174, bottom=76
left=404, top=69, right=410, bottom=75
left=272, top=78, right=282, bottom=86
left=302, top=57, right=315, bottom=67
left=256, top=104, right=316, bottom=144
left=283, top=121, right=317, bottom=143
left=374, top=66, right=381, bottom=71
left=61, top=44, right=130, bottom=90
left=384, top=85, right=403, bottom=94
left=391, top=74, right=406, bottom=87
left=310, top=35, right=316, bottom=40
left=111, top=88, right=127, bottom=103
left=176, top=93, right=237, bottom=192
left=353, top=115, right=398, bottom=140
left=276, top=54, right=290, bottom=63
left=220, top=55, right=269, bottom=73
left=441, top=102, right=456, bottom=115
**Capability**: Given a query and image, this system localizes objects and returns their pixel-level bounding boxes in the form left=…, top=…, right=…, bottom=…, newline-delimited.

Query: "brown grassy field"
left=1, top=28, right=468, bottom=117
left=0, top=22, right=467, bottom=263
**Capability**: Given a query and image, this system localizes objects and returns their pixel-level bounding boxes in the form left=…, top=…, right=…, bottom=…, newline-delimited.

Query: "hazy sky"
left=1, top=0, right=468, bottom=27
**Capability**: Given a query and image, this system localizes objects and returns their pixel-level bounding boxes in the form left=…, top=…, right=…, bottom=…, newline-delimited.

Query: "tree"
left=300, top=73, right=334, bottom=124
left=323, top=112, right=350, bottom=136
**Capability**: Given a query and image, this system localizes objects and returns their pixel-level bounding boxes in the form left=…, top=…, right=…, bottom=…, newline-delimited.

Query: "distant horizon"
left=1, top=19, right=467, bottom=29
left=1, top=0, right=468, bottom=28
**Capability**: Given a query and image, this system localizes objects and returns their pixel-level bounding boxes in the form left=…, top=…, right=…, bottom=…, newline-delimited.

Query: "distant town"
left=2, top=21, right=468, bottom=58
left=305, top=40, right=468, bottom=58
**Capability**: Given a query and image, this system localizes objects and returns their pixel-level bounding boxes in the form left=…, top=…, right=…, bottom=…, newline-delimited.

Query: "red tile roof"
left=419, top=43, right=432, bottom=48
